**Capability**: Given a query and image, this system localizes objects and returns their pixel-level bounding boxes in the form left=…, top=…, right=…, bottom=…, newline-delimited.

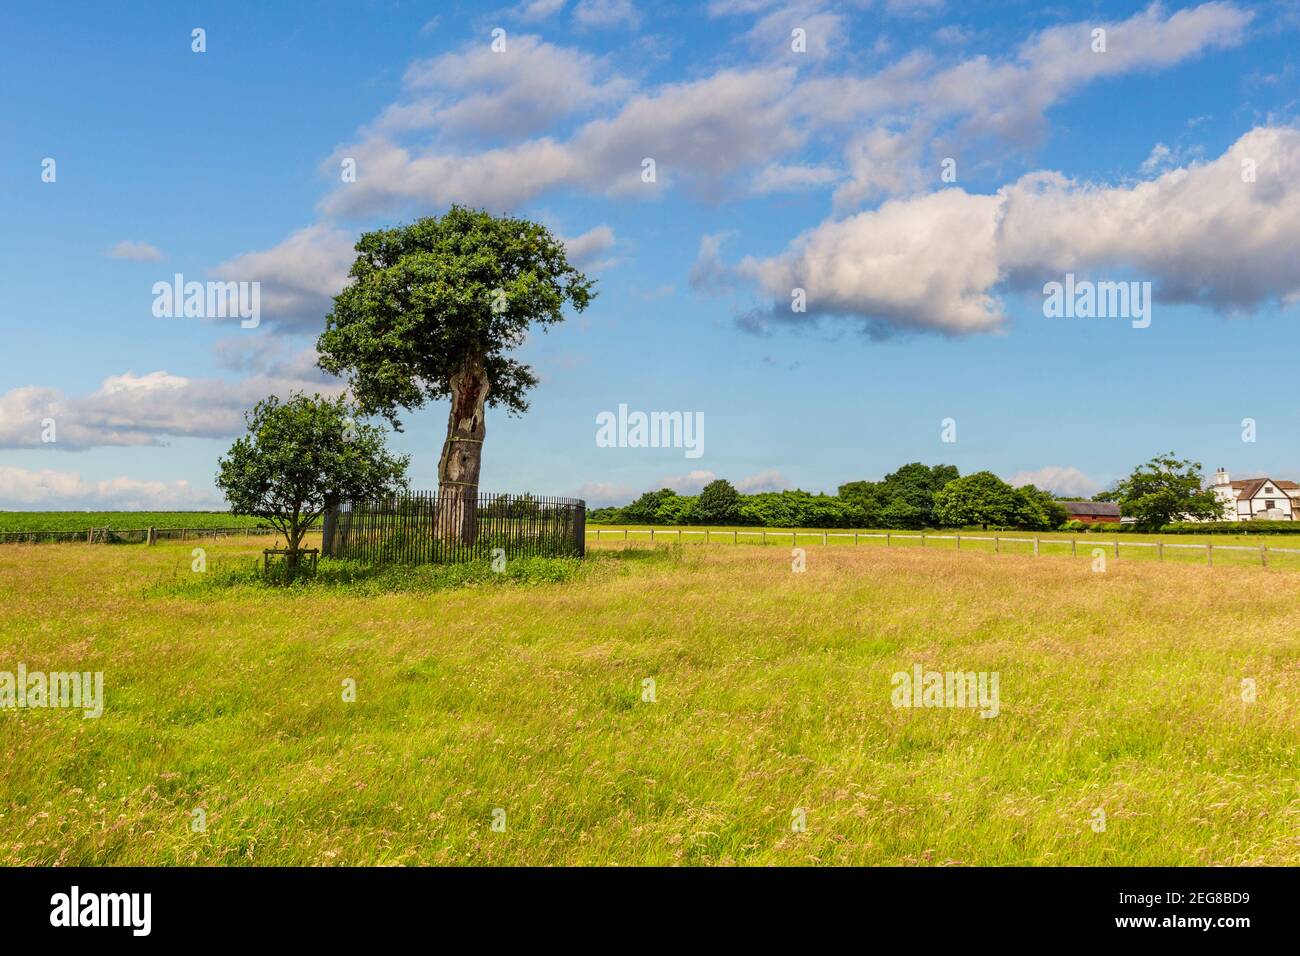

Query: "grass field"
left=0, top=512, right=278, bottom=533
left=1, top=534, right=1296, bottom=865
left=589, top=522, right=1300, bottom=547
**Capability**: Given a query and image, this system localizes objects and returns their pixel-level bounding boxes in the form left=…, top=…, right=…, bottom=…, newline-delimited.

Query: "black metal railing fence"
left=326, top=491, right=585, bottom=564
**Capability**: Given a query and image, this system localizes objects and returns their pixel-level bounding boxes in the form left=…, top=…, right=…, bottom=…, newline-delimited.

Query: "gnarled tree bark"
left=437, top=353, right=490, bottom=544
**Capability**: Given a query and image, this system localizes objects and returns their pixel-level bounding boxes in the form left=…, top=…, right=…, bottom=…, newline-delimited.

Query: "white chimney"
left=1214, top=468, right=1230, bottom=487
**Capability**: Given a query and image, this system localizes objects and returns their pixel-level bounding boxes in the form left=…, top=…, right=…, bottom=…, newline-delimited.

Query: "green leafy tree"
left=1016, top=485, right=1070, bottom=529
left=216, top=393, right=409, bottom=567
left=694, top=479, right=741, bottom=525
left=738, top=491, right=798, bottom=527
left=878, top=498, right=925, bottom=529
left=622, top=489, right=678, bottom=524
left=933, top=471, right=1022, bottom=529
left=655, top=494, right=696, bottom=525
left=1113, top=452, right=1223, bottom=530
left=737, top=490, right=867, bottom=528
left=934, top=474, right=1067, bottom=530
left=877, top=463, right=959, bottom=527
left=316, top=206, right=594, bottom=542
left=837, top=480, right=885, bottom=526
left=798, top=494, right=868, bottom=528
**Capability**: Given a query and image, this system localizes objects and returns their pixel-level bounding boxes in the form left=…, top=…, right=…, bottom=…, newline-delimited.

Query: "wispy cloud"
left=658, top=468, right=790, bottom=495
left=574, top=0, right=641, bottom=29
left=106, top=240, right=164, bottom=262
left=559, top=224, right=617, bottom=266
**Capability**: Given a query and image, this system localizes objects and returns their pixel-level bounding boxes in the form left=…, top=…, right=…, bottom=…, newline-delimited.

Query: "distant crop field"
left=1, top=535, right=1296, bottom=865
left=0, top=512, right=280, bottom=533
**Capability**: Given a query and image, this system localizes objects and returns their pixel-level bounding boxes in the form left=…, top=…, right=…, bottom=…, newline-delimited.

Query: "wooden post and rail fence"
left=0, top=526, right=288, bottom=546
left=585, top=528, right=1295, bottom=568
left=2, top=512, right=1287, bottom=570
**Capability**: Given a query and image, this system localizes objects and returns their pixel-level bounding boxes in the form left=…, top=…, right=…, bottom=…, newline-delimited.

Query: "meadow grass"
left=589, top=524, right=1300, bottom=570
left=0, top=534, right=1296, bottom=865
left=589, top=522, right=1300, bottom=547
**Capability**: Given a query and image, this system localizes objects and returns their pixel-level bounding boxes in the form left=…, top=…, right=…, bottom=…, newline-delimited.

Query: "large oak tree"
left=317, top=207, right=594, bottom=542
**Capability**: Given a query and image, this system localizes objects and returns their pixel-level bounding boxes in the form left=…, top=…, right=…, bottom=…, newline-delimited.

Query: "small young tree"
left=216, top=393, right=409, bottom=571
left=1112, top=452, right=1222, bottom=530
left=316, top=206, right=595, bottom=543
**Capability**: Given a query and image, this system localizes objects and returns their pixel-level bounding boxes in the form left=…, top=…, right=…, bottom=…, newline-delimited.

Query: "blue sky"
left=2, top=0, right=1298, bottom=509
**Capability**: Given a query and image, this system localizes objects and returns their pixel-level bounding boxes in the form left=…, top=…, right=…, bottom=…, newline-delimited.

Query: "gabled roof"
left=1228, top=478, right=1298, bottom=500
left=1062, top=501, right=1121, bottom=517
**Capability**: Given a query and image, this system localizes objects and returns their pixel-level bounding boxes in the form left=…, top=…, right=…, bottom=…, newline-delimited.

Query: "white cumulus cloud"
left=213, top=224, right=355, bottom=333
left=719, top=126, right=1300, bottom=335
left=1008, top=466, right=1101, bottom=497
left=0, top=352, right=341, bottom=451
left=0, top=465, right=223, bottom=510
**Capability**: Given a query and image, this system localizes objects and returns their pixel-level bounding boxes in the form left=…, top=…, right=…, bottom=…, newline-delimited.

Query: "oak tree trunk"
left=437, top=352, right=490, bottom=544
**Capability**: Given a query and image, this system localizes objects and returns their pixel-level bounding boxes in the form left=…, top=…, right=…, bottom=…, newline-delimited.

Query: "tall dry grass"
left=0, top=535, right=1295, bottom=865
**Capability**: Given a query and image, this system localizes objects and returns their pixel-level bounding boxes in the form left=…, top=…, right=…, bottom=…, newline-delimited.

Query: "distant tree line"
left=586, top=454, right=1224, bottom=532
left=587, top=463, right=1066, bottom=530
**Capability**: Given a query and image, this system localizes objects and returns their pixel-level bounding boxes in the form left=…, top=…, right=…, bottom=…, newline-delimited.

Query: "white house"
left=1209, top=468, right=1299, bottom=521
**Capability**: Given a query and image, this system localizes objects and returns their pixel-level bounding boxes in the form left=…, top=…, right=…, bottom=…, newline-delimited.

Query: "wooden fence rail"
left=0, top=526, right=285, bottom=545
left=587, top=528, right=1297, bottom=568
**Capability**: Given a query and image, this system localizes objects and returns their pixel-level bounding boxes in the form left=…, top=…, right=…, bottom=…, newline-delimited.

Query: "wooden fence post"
left=1158, top=543, right=1164, bottom=561
left=1114, top=540, right=1119, bottom=558
left=1261, top=546, right=1268, bottom=567
left=921, top=533, right=926, bottom=548
left=1206, top=544, right=1213, bottom=567
left=886, top=532, right=891, bottom=547
left=955, top=534, right=961, bottom=550
left=1071, top=538, right=1076, bottom=557
left=822, top=532, right=827, bottom=545
left=1033, top=537, right=1040, bottom=556
left=147, top=526, right=156, bottom=546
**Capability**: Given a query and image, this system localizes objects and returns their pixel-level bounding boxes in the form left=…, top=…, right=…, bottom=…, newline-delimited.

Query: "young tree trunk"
left=286, top=525, right=304, bottom=581
left=437, top=352, right=490, bottom=545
